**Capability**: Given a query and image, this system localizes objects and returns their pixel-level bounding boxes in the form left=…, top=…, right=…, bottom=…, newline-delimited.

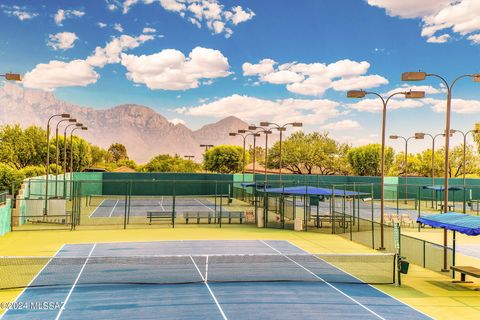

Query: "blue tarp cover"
left=417, top=212, right=480, bottom=236
left=422, top=185, right=466, bottom=191
left=240, top=182, right=271, bottom=188
left=262, top=186, right=367, bottom=197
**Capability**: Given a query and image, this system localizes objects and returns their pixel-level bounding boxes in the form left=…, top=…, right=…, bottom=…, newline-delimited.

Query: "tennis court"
left=1, top=240, right=430, bottom=320
left=88, top=196, right=222, bottom=218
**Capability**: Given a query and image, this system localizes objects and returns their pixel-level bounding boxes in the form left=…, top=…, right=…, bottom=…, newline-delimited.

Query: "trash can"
left=294, top=218, right=304, bottom=231
left=399, top=259, right=410, bottom=274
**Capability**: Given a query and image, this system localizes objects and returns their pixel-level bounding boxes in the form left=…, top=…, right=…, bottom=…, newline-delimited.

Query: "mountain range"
left=0, top=83, right=270, bottom=163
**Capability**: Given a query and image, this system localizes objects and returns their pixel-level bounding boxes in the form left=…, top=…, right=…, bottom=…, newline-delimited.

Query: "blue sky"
left=1, top=0, right=480, bottom=153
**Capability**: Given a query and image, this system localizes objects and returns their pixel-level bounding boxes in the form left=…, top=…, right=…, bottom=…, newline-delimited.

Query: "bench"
left=147, top=211, right=175, bottom=227
left=184, top=211, right=216, bottom=224
left=309, top=214, right=350, bottom=229
left=451, top=266, right=480, bottom=284
left=440, top=204, right=454, bottom=212
left=218, top=211, right=244, bottom=224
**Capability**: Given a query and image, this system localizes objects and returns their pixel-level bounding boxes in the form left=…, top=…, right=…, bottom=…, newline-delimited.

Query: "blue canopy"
left=422, top=185, right=466, bottom=191
left=262, top=186, right=367, bottom=197
left=417, top=212, right=480, bottom=236
left=240, top=182, right=271, bottom=188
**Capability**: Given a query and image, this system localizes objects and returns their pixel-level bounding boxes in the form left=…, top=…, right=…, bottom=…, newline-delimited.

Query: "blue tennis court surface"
left=89, top=197, right=219, bottom=218
left=1, top=240, right=431, bottom=320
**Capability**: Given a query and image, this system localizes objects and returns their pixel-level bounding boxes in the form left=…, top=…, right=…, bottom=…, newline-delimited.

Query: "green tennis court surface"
left=0, top=240, right=430, bottom=320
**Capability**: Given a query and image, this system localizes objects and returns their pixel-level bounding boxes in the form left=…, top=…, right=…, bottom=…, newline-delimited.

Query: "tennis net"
left=0, top=253, right=396, bottom=290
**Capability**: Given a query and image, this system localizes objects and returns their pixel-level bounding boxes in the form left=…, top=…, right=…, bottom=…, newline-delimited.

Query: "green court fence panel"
left=0, top=199, right=11, bottom=236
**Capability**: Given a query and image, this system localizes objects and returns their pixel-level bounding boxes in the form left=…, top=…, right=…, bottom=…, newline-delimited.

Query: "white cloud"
left=54, top=9, right=85, bottom=26
left=2, top=5, right=38, bottom=21
left=98, top=22, right=107, bottom=28
left=367, top=0, right=480, bottom=44
left=23, top=60, right=99, bottom=91
left=175, top=94, right=340, bottom=125
left=168, top=118, right=186, bottom=125
left=467, top=34, right=480, bottom=44
left=121, top=46, right=231, bottom=90
left=86, top=34, right=155, bottom=68
left=114, top=23, right=124, bottom=32
left=121, top=0, right=254, bottom=38
left=242, top=59, right=276, bottom=76
left=143, top=27, right=156, bottom=33
left=322, top=120, right=360, bottom=131
left=428, top=98, right=480, bottom=114
left=244, top=58, right=388, bottom=97
left=427, top=34, right=451, bottom=43
left=47, top=32, right=78, bottom=51
left=385, top=84, right=444, bottom=96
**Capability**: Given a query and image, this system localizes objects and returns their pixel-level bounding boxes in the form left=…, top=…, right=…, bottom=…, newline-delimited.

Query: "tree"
left=347, top=144, right=395, bottom=176
left=0, top=124, right=47, bottom=169
left=203, top=145, right=245, bottom=174
left=444, top=145, right=479, bottom=178
left=267, top=132, right=351, bottom=174
left=108, top=143, right=128, bottom=163
left=142, top=154, right=201, bottom=173
left=390, top=149, right=444, bottom=177
left=0, top=163, right=25, bottom=192
left=90, top=145, right=109, bottom=165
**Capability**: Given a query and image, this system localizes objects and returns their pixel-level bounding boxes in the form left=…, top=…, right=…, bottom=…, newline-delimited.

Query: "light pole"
left=415, top=132, right=447, bottom=208
left=450, top=129, right=480, bottom=213
left=402, top=71, right=480, bottom=271
left=230, top=132, right=262, bottom=180
left=259, top=122, right=302, bottom=182
left=55, top=118, right=76, bottom=198
left=389, top=135, right=419, bottom=203
left=64, top=123, right=82, bottom=198
left=184, top=155, right=195, bottom=160
left=347, top=90, right=425, bottom=249
left=70, top=126, right=88, bottom=198
left=249, top=126, right=272, bottom=184
left=200, top=144, right=214, bottom=173
left=238, top=130, right=261, bottom=175
left=44, top=113, right=70, bottom=215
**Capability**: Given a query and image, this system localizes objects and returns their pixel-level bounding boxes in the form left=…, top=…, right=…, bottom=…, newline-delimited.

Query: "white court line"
left=190, top=256, right=228, bottom=320
left=0, top=244, right=66, bottom=319
left=283, top=240, right=432, bottom=319
left=88, top=199, right=105, bottom=218
left=108, top=200, right=119, bottom=218
left=260, top=240, right=386, bottom=320
left=196, top=199, right=214, bottom=212
left=55, top=243, right=97, bottom=320
left=158, top=196, right=165, bottom=212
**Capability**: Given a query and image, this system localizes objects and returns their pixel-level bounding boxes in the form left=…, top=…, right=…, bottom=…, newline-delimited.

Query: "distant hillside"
left=0, top=83, right=263, bottom=163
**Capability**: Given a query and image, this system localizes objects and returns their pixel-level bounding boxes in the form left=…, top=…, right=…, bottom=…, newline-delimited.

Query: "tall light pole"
left=347, top=90, right=425, bottom=249
left=44, top=113, right=70, bottom=215
left=70, top=126, right=88, bottom=198
left=230, top=132, right=262, bottom=180
left=450, top=129, right=480, bottom=213
left=402, top=71, right=480, bottom=271
left=415, top=132, right=447, bottom=208
left=389, top=135, right=419, bottom=203
left=184, top=155, right=195, bottom=160
left=55, top=118, right=76, bottom=198
left=64, top=123, right=82, bottom=198
left=249, top=126, right=272, bottom=184
left=238, top=130, right=261, bottom=175
left=200, top=144, right=214, bottom=173
left=259, top=121, right=303, bottom=182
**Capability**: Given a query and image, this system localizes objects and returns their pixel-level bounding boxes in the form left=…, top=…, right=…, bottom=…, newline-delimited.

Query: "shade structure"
left=262, top=186, right=368, bottom=197
left=417, top=212, right=480, bottom=236
left=422, top=185, right=466, bottom=191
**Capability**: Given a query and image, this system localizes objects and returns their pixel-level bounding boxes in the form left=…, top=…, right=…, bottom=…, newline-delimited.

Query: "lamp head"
left=253, top=133, right=261, bottom=137
left=5, top=73, right=21, bottom=81
left=277, top=127, right=287, bottom=132
left=238, top=129, right=247, bottom=133
left=401, top=72, right=427, bottom=81
left=248, top=125, right=257, bottom=130
left=389, top=135, right=399, bottom=139
left=68, top=118, right=77, bottom=122
left=259, top=121, right=270, bottom=127
left=229, top=133, right=237, bottom=136
left=346, top=90, right=366, bottom=98
left=76, top=123, right=83, bottom=127
left=405, top=91, right=425, bottom=99
left=414, top=132, right=425, bottom=139
left=292, top=122, right=303, bottom=127
left=81, top=127, right=88, bottom=130
left=61, top=113, right=70, bottom=118
left=473, top=74, right=480, bottom=82
left=265, top=130, right=272, bottom=134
